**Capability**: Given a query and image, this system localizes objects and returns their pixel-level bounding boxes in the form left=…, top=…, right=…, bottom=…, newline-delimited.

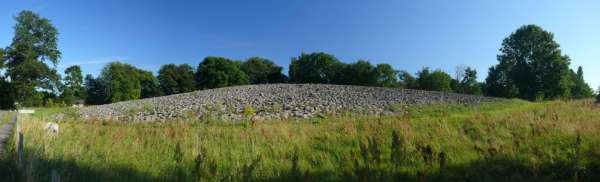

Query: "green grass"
left=11, top=99, right=600, bottom=181
left=0, top=111, right=14, bottom=125
left=0, top=112, right=17, bottom=181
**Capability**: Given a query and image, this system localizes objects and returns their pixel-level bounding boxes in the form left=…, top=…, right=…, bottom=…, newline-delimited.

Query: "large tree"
left=416, top=68, right=452, bottom=92
left=457, top=67, right=482, bottom=95
left=84, top=74, right=106, bottom=105
left=398, top=70, right=418, bottom=89
left=158, top=63, right=196, bottom=95
left=289, top=52, right=344, bottom=84
left=339, top=60, right=378, bottom=86
left=4, top=10, right=61, bottom=106
left=0, top=47, right=14, bottom=109
left=374, top=64, right=399, bottom=88
left=240, top=57, right=287, bottom=84
left=99, top=62, right=143, bottom=103
left=64, top=65, right=85, bottom=99
left=138, top=70, right=161, bottom=98
left=485, top=25, right=573, bottom=100
left=195, top=56, right=249, bottom=89
left=0, top=49, right=10, bottom=109
left=570, top=66, right=593, bottom=99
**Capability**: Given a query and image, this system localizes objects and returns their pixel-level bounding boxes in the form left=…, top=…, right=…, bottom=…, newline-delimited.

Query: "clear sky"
left=1, top=0, right=598, bottom=89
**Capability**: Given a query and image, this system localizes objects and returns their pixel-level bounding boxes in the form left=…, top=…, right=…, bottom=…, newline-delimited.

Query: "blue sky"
left=1, top=0, right=599, bottom=89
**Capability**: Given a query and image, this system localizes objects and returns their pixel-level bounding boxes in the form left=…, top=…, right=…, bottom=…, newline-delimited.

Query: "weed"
left=243, top=105, right=255, bottom=116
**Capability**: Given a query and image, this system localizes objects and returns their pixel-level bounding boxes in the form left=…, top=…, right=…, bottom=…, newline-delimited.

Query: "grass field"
left=8, top=99, right=600, bottom=181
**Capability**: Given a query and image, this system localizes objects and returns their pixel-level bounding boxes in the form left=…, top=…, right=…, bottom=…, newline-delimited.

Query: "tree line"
left=0, top=11, right=595, bottom=109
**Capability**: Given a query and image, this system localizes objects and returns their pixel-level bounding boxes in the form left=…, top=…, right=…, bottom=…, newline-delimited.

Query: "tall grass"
left=11, top=99, right=600, bottom=181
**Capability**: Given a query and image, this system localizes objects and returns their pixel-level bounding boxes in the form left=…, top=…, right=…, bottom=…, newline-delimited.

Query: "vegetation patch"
left=10, top=99, right=600, bottom=181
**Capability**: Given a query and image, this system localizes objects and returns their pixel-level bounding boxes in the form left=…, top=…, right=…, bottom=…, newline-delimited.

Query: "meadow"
left=7, top=99, right=600, bottom=181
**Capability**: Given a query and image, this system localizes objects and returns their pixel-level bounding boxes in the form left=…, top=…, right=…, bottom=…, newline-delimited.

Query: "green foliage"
left=96, top=62, right=156, bottom=103
left=0, top=49, right=12, bottom=109
left=289, top=54, right=400, bottom=88
left=59, top=87, right=76, bottom=106
left=596, top=88, right=600, bottom=103
left=456, top=67, right=482, bottom=95
left=100, top=62, right=142, bottom=103
left=3, top=10, right=61, bottom=107
left=84, top=74, right=105, bottom=105
left=138, top=70, right=162, bottom=98
left=195, top=56, right=249, bottom=89
left=485, top=25, right=578, bottom=100
left=64, top=65, right=85, bottom=99
left=289, top=52, right=344, bottom=84
left=339, top=60, right=378, bottom=86
left=240, top=57, right=288, bottom=84
left=398, top=70, right=418, bottom=89
left=243, top=105, right=256, bottom=116
left=570, top=66, right=593, bottom=99
left=375, top=64, right=400, bottom=88
left=83, top=62, right=162, bottom=104
left=416, top=68, right=453, bottom=92
left=8, top=59, right=61, bottom=106
left=0, top=78, right=15, bottom=109
left=158, top=64, right=197, bottom=95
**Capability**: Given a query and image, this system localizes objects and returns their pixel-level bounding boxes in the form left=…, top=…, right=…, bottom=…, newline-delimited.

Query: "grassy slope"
left=13, top=99, right=600, bottom=181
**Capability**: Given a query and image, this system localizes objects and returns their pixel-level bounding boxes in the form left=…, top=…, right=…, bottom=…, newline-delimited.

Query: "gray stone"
left=78, top=84, right=499, bottom=122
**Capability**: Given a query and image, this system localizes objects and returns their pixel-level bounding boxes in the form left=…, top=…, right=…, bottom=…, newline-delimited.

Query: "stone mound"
left=78, top=84, right=498, bottom=122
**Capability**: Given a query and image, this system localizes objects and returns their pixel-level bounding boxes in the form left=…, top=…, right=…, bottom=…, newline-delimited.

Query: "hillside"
left=79, top=84, right=498, bottom=122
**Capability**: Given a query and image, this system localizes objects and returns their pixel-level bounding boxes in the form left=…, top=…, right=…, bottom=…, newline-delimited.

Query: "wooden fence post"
left=13, top=114, right=25, bottom=178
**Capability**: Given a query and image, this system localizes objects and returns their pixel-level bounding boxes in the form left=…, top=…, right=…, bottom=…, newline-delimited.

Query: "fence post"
left=13, top=114, right=25, bottom=178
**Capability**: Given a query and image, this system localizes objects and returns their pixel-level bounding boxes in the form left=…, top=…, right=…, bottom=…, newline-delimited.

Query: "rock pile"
left=78, top=84, right=499, bottom=122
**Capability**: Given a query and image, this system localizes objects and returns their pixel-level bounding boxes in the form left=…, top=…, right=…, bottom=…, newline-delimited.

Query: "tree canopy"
left=196, top=57, right=249, bottom=89
left=4, top=10, right=61, bottom=106
left=240, top=57, right=287, bottom=84
left=84, top=74, right=105, bottom=105
left=158, top=64, right=197, bottom=95
left=570, top=66, right=593, bottom=99
left=339, top=60, right=378, bottom=86
left=456, top=67, right=482, bottom=95
left=64, top=65, right=85, bottom=99
left=138, top=69, right=162, bottom=98
left=374, top=64, right=400, bottom=88
left=289, top=52, right=344, bottom=84
left=398, top=71, right=418, bottom=89
left=485, top=25, right=574, bottom=100
left=416, top=68, right=453, bottom=92
left=95, top=62, right=148, bottom=103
